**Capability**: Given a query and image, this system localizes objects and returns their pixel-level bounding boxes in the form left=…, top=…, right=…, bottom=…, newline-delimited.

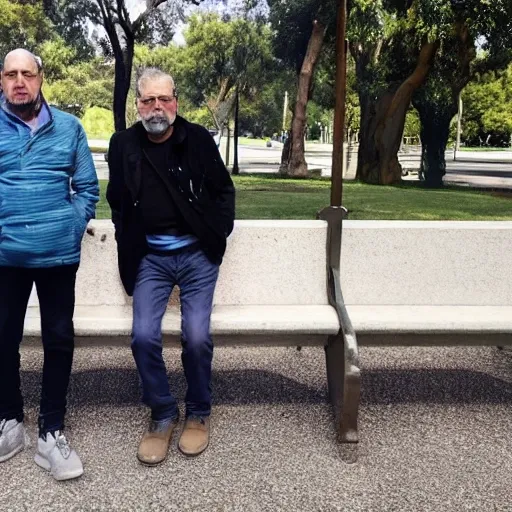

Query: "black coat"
left=106, top=116, right=235, bottom=296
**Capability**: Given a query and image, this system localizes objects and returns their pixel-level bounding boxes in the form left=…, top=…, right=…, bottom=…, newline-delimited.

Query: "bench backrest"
left=29, top=220, right=330, bottom=307
left=341, top=221, right=512, bottom=306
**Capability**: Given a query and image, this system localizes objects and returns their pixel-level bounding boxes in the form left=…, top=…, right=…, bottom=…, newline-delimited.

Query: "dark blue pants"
left=131, top=247, right=219, bottom=422
left=0, top=264, right=78, bottom=435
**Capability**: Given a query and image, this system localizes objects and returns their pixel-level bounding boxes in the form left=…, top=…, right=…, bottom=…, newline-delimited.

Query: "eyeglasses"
left=138, top=96, right=176, bottom=107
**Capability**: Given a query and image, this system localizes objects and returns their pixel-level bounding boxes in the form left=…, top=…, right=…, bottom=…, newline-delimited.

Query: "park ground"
left=95, top=177, right=512, bottom=222
left=4, top=344, right=512, bottom=510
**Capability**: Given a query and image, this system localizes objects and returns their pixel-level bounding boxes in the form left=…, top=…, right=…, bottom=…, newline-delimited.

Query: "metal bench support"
left=318, top=206, right=361, bottom=446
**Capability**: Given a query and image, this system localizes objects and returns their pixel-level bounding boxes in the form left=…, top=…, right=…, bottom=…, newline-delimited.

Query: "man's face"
left=137, top=78, right=178, bottom=136
left=1, top=52, right=42, bottom=110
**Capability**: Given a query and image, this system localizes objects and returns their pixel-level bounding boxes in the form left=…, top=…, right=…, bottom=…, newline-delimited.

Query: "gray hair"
left=136, top=67, right=177, bottom=98
left=33, top=54, right=43, bottom=73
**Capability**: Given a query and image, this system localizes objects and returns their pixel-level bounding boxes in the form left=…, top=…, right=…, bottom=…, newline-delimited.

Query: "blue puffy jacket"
left=0, top=102, right=99, bottom=267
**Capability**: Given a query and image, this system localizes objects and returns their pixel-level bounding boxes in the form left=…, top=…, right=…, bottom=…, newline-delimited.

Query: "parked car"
left=208, top=129, right=221, bottom=148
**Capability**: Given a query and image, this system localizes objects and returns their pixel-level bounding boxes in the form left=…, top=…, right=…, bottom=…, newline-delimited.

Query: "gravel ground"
left=2, top=344, right=512, bottom=512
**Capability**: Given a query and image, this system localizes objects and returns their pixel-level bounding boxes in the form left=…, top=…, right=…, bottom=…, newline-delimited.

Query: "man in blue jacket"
left=0, top=49, right=99, bottom=480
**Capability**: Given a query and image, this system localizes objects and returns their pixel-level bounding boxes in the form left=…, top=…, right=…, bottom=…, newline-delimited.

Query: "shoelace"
left=55, top=433, right=71, bottom=459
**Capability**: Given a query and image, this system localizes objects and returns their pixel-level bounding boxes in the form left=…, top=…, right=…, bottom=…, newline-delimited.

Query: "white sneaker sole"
left=0, top=431, right=30, bottom=463
left=34, top=453, right=84, bottom=481
left=0, top=443, right=25, bottom=463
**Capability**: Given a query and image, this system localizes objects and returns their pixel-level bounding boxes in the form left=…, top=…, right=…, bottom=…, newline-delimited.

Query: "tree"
left=43, top=58, right=114, bottom=113
left=42, top=0, right=94, bottom=59
left=181, top=12, right=275, bottom=167
left=38, top=36, right=78, bottom=81
left=268, top=0, right=337, bottom=176
left=285, top=19, right=327, bottom=176
left=347, top=0, right=444, bottom=184
left=412, top=0, right=512, bottom=186
left=349, top=0, right=512, bottom=186
left=0, top=0, right=54, bottom=59
left=96, top=0, right=188, bottom=131
left=229, top=14, right=275, bottom=173
left=309, top=47, right=361, bottom=139
left=237, top=70, right=297, bottom=138
left=46, top=0, right=201, bottom=131
left=412, top=24, right=474, bottom=186
left=461, top=64, right=512, bottom=147
left=181, top=13, right=238, bottom=131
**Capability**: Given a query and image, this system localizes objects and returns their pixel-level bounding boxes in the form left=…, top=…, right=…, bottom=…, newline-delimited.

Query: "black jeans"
left=0, top=264, right=78, bottom=435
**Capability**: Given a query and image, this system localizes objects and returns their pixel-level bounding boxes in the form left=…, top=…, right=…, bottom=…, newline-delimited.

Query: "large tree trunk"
left=416, top=105, right=456, bottom=187
left=97, top=0, right=134, bottom=133
left=356, top=94, right=375, bottom=181
left=414, top=22, right=475, bottom=187
left=356, top=41, right=439, bottom=184
left=356, top=90, right=396, bottom=183
left=113, top=39, right=134, bottom=132
left=350, top=42, right=382, bottom=183
left=280, top=19, right=326, bottom=176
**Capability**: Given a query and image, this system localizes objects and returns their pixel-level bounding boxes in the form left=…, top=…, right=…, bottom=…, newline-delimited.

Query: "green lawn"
left=460, top=147, right=512, bottom=152
left=96, top=176, right=512, bottom=221
left=89, top=146, right=108, bottom=154
left=237, top=137, right=270, bottom=146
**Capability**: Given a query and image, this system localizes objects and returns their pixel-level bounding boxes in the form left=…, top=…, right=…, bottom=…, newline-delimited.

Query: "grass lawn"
left=96, top=176, right=512, bottom=221
left=460, top=147, right=512, bottom=152
left=236, top=137, right=270, bottom=147
left=89, top=146, right=108, bottom=154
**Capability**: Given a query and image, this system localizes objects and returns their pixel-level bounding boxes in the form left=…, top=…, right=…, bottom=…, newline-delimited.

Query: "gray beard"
left=141, top=113, right=176, bottom=136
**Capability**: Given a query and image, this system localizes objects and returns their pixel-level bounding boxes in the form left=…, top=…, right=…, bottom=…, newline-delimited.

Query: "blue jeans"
left=131, top=247, right=219, bottom=421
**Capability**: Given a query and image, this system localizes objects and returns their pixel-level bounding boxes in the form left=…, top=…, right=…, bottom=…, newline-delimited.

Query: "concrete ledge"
left=347, top=305, right=512, bottom=334
left=24, top=305, right=339, bottom=339
left=356, top=332, right=512, bottom=347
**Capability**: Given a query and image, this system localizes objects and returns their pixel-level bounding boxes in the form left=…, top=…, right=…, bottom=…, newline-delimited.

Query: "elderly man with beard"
left=0, top=49, right=99, bottom=480
left=106, top=68, right=235, bottom=465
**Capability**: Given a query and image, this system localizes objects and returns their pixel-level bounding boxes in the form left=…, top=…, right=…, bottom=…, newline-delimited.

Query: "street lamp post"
left=330, top=0, right=348, bottom=207
left=453, top=93, right=463, bottom=161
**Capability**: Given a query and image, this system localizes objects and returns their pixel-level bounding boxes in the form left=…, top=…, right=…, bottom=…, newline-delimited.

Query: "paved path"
left=3, top=344, right=512, bottom=510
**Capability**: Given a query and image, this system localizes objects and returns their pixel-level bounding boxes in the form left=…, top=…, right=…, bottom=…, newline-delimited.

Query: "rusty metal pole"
left=330, top=0, right=348, bottom=207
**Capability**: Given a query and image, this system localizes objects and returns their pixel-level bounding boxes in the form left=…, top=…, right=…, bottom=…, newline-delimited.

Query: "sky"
left=124, top=0, right=269, bottom=45
left=87, top=0, right=269, bottom=50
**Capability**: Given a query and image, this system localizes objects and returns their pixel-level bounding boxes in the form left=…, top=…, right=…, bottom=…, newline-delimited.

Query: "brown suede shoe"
left=178, top=416, right=210, bottom=457
left=137, top=418, right=179, bottom=466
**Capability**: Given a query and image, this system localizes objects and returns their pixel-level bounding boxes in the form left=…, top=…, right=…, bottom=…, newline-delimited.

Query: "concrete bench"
left=24, top=210, right=358, bottom=444
left=25, top=216, right=511, bottom=452
left=341, top=220, right=512, bottom=444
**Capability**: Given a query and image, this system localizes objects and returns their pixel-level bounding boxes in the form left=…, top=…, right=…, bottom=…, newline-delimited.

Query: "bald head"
left=1, top=48, right=43, bottom=121
left=3, top=49, right=43, bottom=74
